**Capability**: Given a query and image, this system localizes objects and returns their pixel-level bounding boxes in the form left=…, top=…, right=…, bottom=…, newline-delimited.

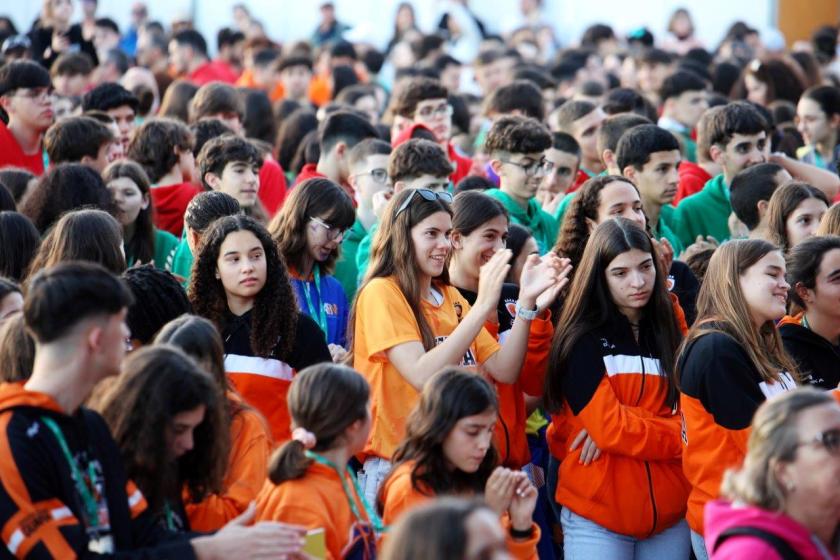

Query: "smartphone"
left=302, top=528, right=326, bottom=559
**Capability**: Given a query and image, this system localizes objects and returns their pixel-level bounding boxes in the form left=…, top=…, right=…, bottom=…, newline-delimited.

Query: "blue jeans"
left=691, top=529, right=709, bottom=560
left=561, top=507, right=691, bottom=560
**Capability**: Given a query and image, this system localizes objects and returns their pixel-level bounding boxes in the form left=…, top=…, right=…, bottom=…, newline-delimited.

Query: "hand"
left=569, top=428, right=601, bottom=465
left=508, top=474, right=538, bottom=532
left=50, top=31, right=70, bottom=54
left=484, top=467, right=517, bottom=516
left=475, top=249, right=511, bottom=315
left=535, top=255, right=572, bottom=312
left=651, top=237, right=673, bottom=275
left=541, top=191, right=565, bottom=216
left=518, top=253, right=570, bottom=309
left=192, top=502, right=307, bottom=560
left=680, top=235, right=719, bottom=262
left=328, top=344, right=348, bottom=363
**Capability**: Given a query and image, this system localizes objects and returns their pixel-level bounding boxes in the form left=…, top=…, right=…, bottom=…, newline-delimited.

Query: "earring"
left=785, top=481, right=796, bottom=492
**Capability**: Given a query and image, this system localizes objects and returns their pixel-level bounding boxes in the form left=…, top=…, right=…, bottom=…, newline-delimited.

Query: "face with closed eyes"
left=739, top=250, right=789, bottom=327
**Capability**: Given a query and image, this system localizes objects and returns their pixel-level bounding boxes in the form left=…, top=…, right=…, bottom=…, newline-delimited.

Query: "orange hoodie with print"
left=186, top=394, right=272, bottom=531
left=379, top=461, right=540, bottom=560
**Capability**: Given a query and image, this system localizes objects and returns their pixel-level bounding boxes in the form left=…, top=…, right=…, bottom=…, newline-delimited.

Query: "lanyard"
left=305, top=450, right=386, bottom=534
left=302, top=265, right=328, bottom=336
left=802, top=314, right=811, bottom=330
left=41, top=416, right=101, bottom=530
left=163, top=501, right=176, bottom=531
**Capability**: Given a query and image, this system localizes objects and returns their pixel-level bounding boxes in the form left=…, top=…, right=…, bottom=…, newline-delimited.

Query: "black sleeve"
left=287, top=314, right=332, bottom=369
left=678, top=332, right=765, bottom=430
left=669, top=260, right=699, bottom=327
left=560, top=333, right=607, bottom=415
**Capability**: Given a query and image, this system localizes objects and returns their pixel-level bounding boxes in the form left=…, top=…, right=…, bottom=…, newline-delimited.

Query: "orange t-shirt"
left=186, top=396, right=272, bottom=531
left=352, top=277, right=500, bottom=460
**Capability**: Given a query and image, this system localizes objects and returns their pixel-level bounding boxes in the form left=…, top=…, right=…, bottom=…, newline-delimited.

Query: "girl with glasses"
left=270, top=178, right=355, bottom=359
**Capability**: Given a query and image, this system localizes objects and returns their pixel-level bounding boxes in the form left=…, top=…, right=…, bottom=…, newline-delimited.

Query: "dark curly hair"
left=378, top=368, right=498, bottom=513
left=126, top=118, right=194, bottom=184
left=483, top=115, right=552, bottom=155
left=188, top=214, right=298, bottom=360
left=122, top=266, right=192, bottom=345
left=388, top=139, right=453, bottom=183
left=96, top=345, right=229, bottom=513
left=390, top=77, right=448, bottom=118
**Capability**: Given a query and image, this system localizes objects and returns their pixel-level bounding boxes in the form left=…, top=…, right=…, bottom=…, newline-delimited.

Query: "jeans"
left=356, top=456, right=391, bottom=507
left=561, top=507, right=691, bottom=560
left=691, top=529, right=710, bottom=560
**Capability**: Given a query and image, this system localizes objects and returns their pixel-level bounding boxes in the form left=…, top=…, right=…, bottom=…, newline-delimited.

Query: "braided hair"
left=122, top=266, right=192, bottom=345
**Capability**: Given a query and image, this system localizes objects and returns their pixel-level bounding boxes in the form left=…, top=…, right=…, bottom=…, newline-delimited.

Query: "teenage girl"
left=678, top=239, right=799, bottom=559
left=349, top=188, right=566, bottom=504
left=765, top=181, right=829, bottom=253
left=189, top=214, right=331, bottom=444
left=796, top=85, right=840, bottom=172
left=270, top=178, right=356, bottom=359
left=545, top=218, right=690, bottom=558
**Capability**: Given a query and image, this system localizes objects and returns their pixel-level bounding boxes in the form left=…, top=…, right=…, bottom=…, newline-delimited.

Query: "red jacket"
left=150, top=182, right=203, bottom=237
left=258, top=156, right=288, bottom=217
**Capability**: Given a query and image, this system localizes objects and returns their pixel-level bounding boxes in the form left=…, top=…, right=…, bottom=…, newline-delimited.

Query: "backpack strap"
left=713, top=526, right=802, bottom=560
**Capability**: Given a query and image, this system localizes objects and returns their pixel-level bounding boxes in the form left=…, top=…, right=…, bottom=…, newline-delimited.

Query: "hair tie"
left=291, top=427, right=317, bottom=450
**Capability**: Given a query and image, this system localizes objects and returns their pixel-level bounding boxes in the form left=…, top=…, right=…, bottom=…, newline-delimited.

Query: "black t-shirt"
left=456, top=283, right=520, bottom=340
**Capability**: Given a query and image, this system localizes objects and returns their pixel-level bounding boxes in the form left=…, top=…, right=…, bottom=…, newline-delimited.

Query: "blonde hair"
left=816, top=203, right=840, bottom=237
left=677, top=239, right=798, bottom=385
left=722, top=387, right=835, bottom=511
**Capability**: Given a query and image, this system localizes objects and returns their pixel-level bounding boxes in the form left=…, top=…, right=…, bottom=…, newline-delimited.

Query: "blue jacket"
left=291, top=272, right=349, bottom=347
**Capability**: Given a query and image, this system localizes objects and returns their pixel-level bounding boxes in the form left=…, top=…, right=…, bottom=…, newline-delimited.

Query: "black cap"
left=82, top=82, right=139, bottom=112
left=0, top=60, right=51, bottom=97
left=1, top=35, right=31, bottom=54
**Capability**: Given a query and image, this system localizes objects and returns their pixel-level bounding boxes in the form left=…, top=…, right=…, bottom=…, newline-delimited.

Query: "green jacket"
left=355, top=221, right=377, bottom=288
left=552, top=192, right=576, bottom=226
left=485, top=189, right=558, bottom=254
left=167, top=237, right=193, bottom=286
left=334, top=218, right=367, bottom=302
left=127, top=228, right=179, bottom=271
left=671, top=174, right=731, bottom=247
left=653, top=208, right=685, bottom=256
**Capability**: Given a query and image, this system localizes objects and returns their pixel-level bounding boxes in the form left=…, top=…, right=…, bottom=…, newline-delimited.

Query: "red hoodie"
left=675, top=161, right=712, bottom=205
left=150, top=182, right=203, bottom=237
left=258, top=156, right=288, bottom=217
left=705, top=500, right=839, bottom=559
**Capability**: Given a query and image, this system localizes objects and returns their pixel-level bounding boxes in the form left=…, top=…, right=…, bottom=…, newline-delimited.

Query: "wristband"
left=509, top=525, right=535, bottom=540
left=515, top=303, right=538, bottom=321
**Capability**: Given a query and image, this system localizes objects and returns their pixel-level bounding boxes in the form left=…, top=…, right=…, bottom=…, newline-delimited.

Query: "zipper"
left=644, top=461, right=658, bottom=537
left=635, top=353, right=647, bottom=406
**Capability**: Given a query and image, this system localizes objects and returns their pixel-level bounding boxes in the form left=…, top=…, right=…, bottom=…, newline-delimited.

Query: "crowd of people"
left=0, top=0, right=839, bottom=558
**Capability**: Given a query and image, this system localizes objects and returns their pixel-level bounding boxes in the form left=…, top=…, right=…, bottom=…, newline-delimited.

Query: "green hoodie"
left=485, top=189, right=558, bottom=254
left=670, top=174, right=731, bottom=247
left=167, top=237, right=193, bottom=287
left=334, top=217, right=367, bottom=302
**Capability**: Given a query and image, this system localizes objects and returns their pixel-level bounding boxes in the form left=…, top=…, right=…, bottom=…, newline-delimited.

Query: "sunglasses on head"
left=395, top=189, right=453, bottom=217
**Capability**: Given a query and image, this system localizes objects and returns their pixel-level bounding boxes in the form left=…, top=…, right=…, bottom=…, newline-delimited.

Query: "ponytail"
left=268, top=439, right=314, bottom=483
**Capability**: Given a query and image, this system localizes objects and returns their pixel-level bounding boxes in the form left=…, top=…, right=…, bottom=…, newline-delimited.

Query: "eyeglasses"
left=500, top=158, right=555, bottom=177
left=11, top=87, right=54, bottom=103
left=395, top=189, right=453, bottom=216
left=415, top=103, right=453, bottom=120
left=797, top=427, right=840, bottom=455
left=309, top=216, right=347, bottom=241
left=354, top=168, right=390, bottom=185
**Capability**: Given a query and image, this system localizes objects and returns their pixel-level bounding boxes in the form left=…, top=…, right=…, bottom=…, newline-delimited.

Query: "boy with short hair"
left=549, top=99, right=607, bottom=189
left=197, top=134, right=263, bottom=213
left=126, top=117, right=202, bottom=237
left=674, top=106, right=721, bottom=203
left=389, top=76, right=473, bottom=184
left=537, top=132, right=579, bottom=217
left=276, top=55, right=313, bottom=105
left=658, top=70, right=709, bottom=163
left=484, top=115, right=557, bottom=254
left=81, top=82, right=139, bottom=153
left=50, top=52, right=94, bottom=97
left=0, top=60, right=53, bottom=175
left=672, top=101, right=769, bottom=246
left=636, top=47, right=674, bottom=104
left=617, top=123, right=684, bottom=253
left=729, top=162, right=792, bottom=239
left=334, top=138, right=393, bottom=301
left=483, top=80, right=545, bottom=122
left=44, top=115, right=117, bottom=173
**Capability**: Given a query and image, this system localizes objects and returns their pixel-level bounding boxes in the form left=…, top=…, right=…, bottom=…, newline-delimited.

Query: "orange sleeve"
left=520, top=314, right=553, bottom=397
left=833, top=388, right=840, bottom=405
left=670, top=293, right=689, bottom=335
left=355, top=279, right=423, bottom=361
left=576, top=376, right=683, bottom=461
left=379, top=464, right=432, bottom=527
left=501, top=516, right=540, bottom=560
left=186, top=409, right=271, bottom=531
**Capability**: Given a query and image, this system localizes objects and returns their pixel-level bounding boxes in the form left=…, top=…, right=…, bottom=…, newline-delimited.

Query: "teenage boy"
left=276, top=55, right=314, bottom=106
left=658, top=70, right=708, bottom=163
left=550, top=99, right=607, bottom=190
left=729, top=162, right=792, bottom=239
left=672, top=101, right=768, bottom=246
left=197, top=135, right=263, bottom=213
left=169, top=29, right=238, bottom=85
left=190, top=81, right=287, bottom=215
left=355, top=138, right=454, bottom=285
left=675, top=106, right=721, bottom=203
left=484, top=115, right=557, bottom=254
left=0, top=262, right=304, bottom=558
left=294, top=110, right=379, bottom=200
left=389, top=76, right=473, bottom=184
left=537, top=132, right=579, bottom=217
left=126, top=117, right=202, bottom=237
left=0, top=60, right=53, bottom=175
left=617, top=123, right=684, bottom=253
left=335, top=138, right=392, bottom=301
left=50, top=52, right=94, bottom=97
left=44, top=115, right=117, bottom=173
left=81, top=82, right=139, bottom=154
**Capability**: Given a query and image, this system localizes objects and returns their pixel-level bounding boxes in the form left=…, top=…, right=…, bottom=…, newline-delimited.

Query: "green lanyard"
left=302, top=265, right=329, bottom=336
left=41, top=416, right=101, bottom=530
left=305, top=450, right=387, bottom=534
left=163, top=501, right=176, bottom=531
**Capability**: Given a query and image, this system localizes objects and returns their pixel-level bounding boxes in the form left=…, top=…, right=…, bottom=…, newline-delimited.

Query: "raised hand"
left=475, top=249, right=512, bottom=314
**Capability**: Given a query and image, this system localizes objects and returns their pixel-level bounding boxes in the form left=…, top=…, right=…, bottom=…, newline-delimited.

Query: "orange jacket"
left=186, top=396, right=272, bottom=531
left=380, top=461, right=540, bottom=559
left=256, top=462, right=375, bottom=560
left=553, top=321, right=689, bottom=539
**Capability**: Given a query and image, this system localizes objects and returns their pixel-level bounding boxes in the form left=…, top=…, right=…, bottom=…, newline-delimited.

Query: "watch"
left=515, top=303, right=538, bottom=321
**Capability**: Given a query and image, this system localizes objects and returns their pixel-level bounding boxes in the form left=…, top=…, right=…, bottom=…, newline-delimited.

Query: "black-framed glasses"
left=797, top=427, right=840, bottom=455
left=500, top=158, right=554, bottom=177
left=395, top=189, right=453, bottom=216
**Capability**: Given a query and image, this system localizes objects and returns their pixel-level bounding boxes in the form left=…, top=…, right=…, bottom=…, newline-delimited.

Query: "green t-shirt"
left=334, top=218, right=367, bottom=303
left=126, top=228, right=179, bottom=271
left=167, top=237, right=194, bottom=286
left=485, top=189, right=559, bottom=254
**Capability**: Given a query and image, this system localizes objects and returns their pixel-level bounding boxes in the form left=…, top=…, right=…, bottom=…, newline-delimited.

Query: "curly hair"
left=483, top=115, right=552, bottom=155
left=96, top=345, right=229, bottom=512
left=122, top=266, right=192, bottom=345
left=188, top=214, right=298, bottom=359
left=388, top=139, right=453, bottom=183
left=126, top=117, right=194, bottom=184
left=390, top=77, right=448, bottom=118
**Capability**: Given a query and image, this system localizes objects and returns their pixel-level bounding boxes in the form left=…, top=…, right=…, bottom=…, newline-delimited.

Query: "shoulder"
left=358, top=277, right=402, bottom=300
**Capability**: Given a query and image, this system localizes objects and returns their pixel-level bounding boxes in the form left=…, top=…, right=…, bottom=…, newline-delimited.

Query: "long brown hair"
left=676, top=239, right=799, bottom=385
left=103, top=160, right=156, bottom=266
left=545, top=218, right=682, bottom=411
left=349, top=188, right=453, bottom=352
left=267, top=363, right=369, bottom=483
left=765, top=181, right=829, bottom=253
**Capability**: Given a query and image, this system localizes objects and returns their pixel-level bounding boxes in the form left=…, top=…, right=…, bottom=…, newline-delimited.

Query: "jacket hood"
left=0, top=382, right=64, bottom=415
left=779, top=314, right=833, bottom=350
left=704, top=500, right=819, bottom=556
left=391, top=123, right=435, bottom=148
